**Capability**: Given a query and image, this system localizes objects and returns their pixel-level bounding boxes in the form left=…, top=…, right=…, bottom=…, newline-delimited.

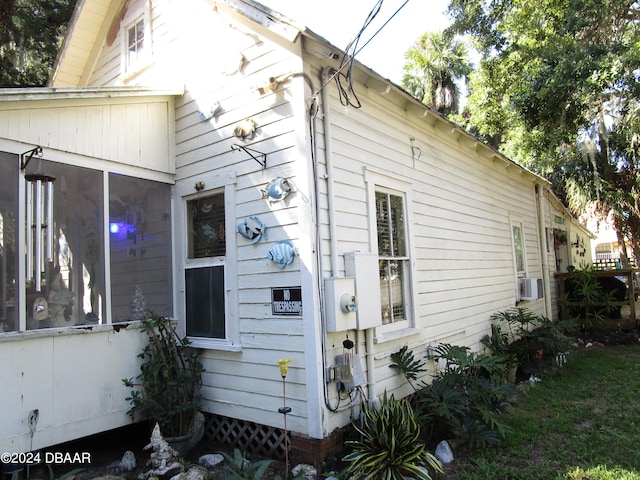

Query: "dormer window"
left=120, top=2, right=152, bottom=78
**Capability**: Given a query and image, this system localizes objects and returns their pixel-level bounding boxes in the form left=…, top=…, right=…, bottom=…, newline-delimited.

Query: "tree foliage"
left=401, top=31, right=472, bottom=115
left=0, top=0, right=77, bottom=87
left=446, top=0, right=640, bottom=261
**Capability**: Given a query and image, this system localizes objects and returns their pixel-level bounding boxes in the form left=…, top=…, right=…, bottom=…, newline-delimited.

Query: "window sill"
left=187, top=337, right=242, bottom=352
left=0, top=321, right=144, bottom=343
left=119, top=60, right=153, bottom=83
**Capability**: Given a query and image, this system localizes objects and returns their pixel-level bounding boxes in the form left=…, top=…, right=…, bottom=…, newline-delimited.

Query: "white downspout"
left=320, top=68, right=376, bottom=404
left=536, top=184, right=552, bottom=317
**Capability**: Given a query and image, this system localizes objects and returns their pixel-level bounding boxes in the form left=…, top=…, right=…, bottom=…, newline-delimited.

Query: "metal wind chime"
left=21, top=146, right=56, bottom=292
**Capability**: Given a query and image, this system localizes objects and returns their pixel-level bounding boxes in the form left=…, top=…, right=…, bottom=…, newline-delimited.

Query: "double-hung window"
left=376, top=190, right=410, bottom=325
left=185, top=193, right=226, bottom=339
left=511, top=220, right=527, bottom=277
left=120, top=2, right=152, bottom=78
left=364, top=166, right=415, bottom=337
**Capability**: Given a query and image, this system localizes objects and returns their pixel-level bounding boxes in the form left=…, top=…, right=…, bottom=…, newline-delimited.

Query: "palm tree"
left=401, top=32, right=471, bottom=116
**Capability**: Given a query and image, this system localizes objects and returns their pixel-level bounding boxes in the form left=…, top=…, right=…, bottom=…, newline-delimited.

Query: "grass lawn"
left=443, top=345, right=640, bottom=480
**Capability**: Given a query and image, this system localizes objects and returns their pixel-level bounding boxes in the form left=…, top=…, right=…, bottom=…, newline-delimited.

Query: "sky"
left=257, top=0, right=452, bottom=84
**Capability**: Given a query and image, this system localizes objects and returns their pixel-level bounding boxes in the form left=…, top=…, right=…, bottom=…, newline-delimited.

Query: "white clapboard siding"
left=164, top=10, right=313, bottom=433
left=302, top=49, right=548, bottom=409
left=0, top=98, right=173, bottom=173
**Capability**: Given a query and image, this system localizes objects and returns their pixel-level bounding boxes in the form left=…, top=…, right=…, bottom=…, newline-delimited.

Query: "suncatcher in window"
left=376, top=190, right=409, bottom=325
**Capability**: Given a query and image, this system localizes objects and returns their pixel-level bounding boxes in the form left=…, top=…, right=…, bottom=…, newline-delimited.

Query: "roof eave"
left=0, top=86, right=185, bottom=103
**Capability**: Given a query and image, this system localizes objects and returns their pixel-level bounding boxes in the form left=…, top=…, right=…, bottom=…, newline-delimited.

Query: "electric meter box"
left=345, top=252, right=382, bottom=330
left=324, top=277, right=357, bottom=332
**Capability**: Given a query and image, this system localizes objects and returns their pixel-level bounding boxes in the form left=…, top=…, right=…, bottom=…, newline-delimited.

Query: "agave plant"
left=343, top=391, right=442, bottom=480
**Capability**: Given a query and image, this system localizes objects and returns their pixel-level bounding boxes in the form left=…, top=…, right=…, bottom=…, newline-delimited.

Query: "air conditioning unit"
left=519, top=277, right=543, bottom=301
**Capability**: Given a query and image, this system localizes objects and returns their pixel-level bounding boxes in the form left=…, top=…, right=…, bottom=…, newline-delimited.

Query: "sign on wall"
left=272, top=287, right=302, bottom=316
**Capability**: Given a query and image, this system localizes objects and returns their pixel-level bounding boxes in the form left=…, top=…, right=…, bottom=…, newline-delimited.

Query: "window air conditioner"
left=519, top=277, right=543, bottom=301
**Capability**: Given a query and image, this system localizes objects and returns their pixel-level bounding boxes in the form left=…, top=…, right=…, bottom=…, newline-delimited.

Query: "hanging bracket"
left=231, top=143, right=267, bottom=169
left=20, top=146, right=43, bottom=171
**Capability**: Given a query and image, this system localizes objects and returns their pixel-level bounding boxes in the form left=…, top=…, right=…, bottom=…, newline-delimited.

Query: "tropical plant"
left=489, top=307, right=576, bottom=376
left=562, top=265, right=617, bottom=328
left=389, top=344, right=427, bottom=391
left=401, top=31, right=472, bottom=115
left=480, top=323, right=518, bottom=380
left=425, top=344, right=514, bottom=447
left=123, top=315, right=203, bottom=437
left=219, top=449, right=274, bottom=480
left=390, top=343, right=514, bottom=448
left=343, top=391, right=443, bottom=480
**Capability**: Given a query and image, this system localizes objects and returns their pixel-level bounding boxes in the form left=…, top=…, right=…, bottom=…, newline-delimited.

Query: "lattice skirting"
left=203, top=413, right=289, bottom=460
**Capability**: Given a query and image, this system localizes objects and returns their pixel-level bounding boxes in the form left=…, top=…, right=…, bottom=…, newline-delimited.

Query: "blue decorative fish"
left=266, top=241, right=296, bottom=268
left=237, top=216, right=267, bottom=244
left=201, top=223, right=217, bottom=239
left=261, top=177, right=291, bottom=202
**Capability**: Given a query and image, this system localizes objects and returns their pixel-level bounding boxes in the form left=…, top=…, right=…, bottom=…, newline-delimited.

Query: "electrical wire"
left=334, top=0, right=383, bottom=108
left=329, top=0, right=411, bottom=108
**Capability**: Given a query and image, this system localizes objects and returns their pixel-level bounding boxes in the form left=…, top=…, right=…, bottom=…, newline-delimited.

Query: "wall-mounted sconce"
left=194, top=181, right=204, bottom=191
left=258, top=76, right=279, bottom=95
left=234, top=118, right=257, bottom=141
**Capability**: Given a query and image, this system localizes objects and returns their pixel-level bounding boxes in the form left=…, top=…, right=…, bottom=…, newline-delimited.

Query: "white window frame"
left=176, top=175, right=239, bottom=351
left=510, top=218, right=528, bottom=278
left=364, top=166, right=418, bottom=342
left=120, top=2, right=152, bottom=79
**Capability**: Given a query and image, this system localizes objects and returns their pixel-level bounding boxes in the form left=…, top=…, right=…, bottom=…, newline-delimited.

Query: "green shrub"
left=490, top=307, right=575, bottom=376
left=343, top=391, right=442, bottom=480
left=123, top=315, right=204, bottom=437
left=391, top=344, right=514, bottom=448
left=562, top=265, right=617, bottom=328
left=425, top=344, right=514, bottom=447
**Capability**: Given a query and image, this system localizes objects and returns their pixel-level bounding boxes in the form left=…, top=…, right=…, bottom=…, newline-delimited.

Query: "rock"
left=169, top=466, right=208, bottom=480
left=435, top=440, right=454, bottom=465
left=198, top=454, right=223, bottom=468
left=139, top=424, right=184, bottom=480
left=291, top=463, right=317, bottom=479
left=119, top=450, right=137, bottom=472
left=183, top=411, right=206, bottom=455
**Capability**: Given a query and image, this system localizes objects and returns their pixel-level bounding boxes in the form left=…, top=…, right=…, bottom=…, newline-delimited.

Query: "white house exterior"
left=0, top=0, right=591, bottom=463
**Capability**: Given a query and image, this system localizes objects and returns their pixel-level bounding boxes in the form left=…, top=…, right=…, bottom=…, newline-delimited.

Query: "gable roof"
left=50, top=0, right=126, bottom=87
